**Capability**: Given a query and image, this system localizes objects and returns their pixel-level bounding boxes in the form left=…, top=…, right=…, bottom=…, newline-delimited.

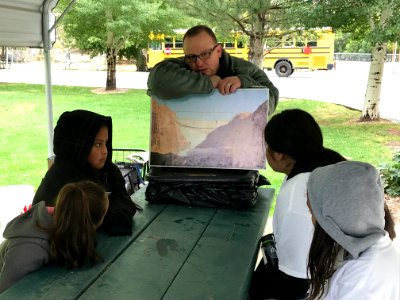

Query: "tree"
left=167, top=0, right=294, bottom=68
left=292, top=0, right=400, bottom=120
left=334, top=31, right=372, bottom=53
left=59, top=0, right=184, bottom=90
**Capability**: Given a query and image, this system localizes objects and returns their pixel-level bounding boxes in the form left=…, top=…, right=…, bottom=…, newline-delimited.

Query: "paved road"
left=270, top=61, right=400, bottom=123
left=0, top=61, right=399, bottom=122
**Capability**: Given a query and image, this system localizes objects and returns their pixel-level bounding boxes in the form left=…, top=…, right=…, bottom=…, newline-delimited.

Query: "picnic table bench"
left=0, top=186, right=274, bottom=300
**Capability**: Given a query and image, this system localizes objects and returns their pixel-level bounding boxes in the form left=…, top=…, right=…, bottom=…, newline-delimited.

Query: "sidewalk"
left=0, top=61, right=149, bottom=90
left=269, top=61, right=400, bottom=123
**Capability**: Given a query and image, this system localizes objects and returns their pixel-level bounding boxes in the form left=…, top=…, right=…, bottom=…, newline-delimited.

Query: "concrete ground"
left=270, top=61, right=400, bottom=123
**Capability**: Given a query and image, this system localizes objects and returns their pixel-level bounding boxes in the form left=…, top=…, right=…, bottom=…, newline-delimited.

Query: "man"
left=147, top=25, right=279, bottom=113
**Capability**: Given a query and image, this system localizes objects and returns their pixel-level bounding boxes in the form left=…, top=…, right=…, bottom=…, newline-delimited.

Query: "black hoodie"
left=32, top=110, right=138, bottom=235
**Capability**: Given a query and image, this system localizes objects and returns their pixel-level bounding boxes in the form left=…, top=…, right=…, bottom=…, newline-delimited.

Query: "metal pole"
left=42, top=0, right=76, bottom=166
left=43, top=0, right=55, bottom=163
left=5, top=47, right=8, bottom=69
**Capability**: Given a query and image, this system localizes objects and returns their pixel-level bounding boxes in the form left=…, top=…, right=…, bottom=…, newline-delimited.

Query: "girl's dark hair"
left=384, top=202, right=396, bottom=240
left=307, top=206, right=396, bottom=299
left=50, top=181, right=108, bottom=268
left=307, top=223, right=343, bottom=299
left=265, top=109, right=346, bottom=172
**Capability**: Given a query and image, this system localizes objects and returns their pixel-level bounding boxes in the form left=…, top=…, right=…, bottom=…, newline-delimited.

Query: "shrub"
left=379, top=151, right=400, bottom=197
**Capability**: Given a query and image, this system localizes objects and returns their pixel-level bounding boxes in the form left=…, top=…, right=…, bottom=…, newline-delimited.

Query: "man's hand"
left=217, top=76, right=241, bottom=95
left=209, top=75, right=222, bottom=88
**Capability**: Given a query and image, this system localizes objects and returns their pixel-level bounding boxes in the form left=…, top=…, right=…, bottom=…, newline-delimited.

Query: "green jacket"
left=147, top=50, right=279, bottom=113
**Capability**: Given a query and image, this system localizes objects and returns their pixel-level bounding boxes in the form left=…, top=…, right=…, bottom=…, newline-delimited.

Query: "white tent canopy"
left=0, top=0, right=75, bottom=159
left=0, top=0, right=55, bottom=47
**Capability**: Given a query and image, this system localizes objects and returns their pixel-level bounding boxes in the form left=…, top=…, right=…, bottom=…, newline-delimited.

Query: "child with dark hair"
left=0, top=181, right=109, bottom=293
left=249, top=109, right=346, bottom=300
left=32, top=109, right=139, bottom=236
left=306, top=161, right=400, bottom=299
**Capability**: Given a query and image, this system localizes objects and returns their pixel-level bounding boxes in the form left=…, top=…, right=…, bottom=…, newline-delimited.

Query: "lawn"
left=1, top=83, right=399, bottom=197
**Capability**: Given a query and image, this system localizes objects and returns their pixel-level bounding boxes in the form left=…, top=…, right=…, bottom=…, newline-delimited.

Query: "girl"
left=32, top=109, right=140, bottom=236
left=306, top=161, right=400, bottom=299
left=0, top=181, right=109, bottom=293
left=249, top=109, right=346, bottom=300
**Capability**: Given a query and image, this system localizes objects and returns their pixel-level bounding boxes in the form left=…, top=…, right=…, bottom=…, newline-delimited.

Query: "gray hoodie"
left=307, top=161, right=386, bottom=258
left=0, top=201, right=53, bottom=293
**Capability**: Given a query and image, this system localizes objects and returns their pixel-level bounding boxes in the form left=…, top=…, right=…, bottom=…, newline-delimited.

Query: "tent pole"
left=43, top=49, right=54, bottom=166
left=42, top=0, right=75, bottom=167
left=43, top=1, right=55, bottom=167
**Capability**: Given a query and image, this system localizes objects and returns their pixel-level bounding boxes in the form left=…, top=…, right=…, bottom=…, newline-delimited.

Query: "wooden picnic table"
left=1, top=186, right=274, bottom=300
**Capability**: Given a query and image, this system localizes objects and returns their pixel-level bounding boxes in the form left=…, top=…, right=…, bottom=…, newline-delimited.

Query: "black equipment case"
left=113, top=148, right=149, bottom=196
left=145, top=167, right=269, bottom=209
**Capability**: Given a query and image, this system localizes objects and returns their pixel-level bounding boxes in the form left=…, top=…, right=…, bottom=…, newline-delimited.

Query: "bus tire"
left=275, top=61, right=292, bottom=77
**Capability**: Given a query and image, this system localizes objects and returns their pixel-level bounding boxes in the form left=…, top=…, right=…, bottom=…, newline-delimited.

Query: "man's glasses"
left=184, top=44, right=219, bottom=64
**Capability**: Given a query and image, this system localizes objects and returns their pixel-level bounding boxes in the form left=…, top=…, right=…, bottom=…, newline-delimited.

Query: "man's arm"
left=147, top=58, right=214, bottom=99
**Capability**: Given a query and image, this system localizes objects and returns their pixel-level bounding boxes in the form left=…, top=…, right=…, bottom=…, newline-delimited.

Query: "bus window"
left=283, top=36, right=294, bottom=47
left=175, top=39, right=183, bottom=48
left=224, top=42, right=234, bottom=48
left=265, top=37, right=281, bottom=48
left=296, top=40, right=306, bottom=47
left=308, top=41, right=317, bottom=47
left=165, top=37, right=173, bottom=48
left=238, top=41, right=244, bottom=48
left=149, top=40, right=162, bottom=50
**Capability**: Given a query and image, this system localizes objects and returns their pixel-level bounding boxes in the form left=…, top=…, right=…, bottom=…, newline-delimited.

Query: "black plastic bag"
left=145, top=167, right=269, bottom=209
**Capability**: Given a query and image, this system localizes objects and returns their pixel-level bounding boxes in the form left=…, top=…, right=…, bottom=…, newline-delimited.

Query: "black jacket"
left=32, top=110, right=138, bottom=235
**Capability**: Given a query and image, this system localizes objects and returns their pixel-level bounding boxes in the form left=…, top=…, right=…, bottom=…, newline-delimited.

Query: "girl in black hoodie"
left=33, top=110, right=139, bottom=235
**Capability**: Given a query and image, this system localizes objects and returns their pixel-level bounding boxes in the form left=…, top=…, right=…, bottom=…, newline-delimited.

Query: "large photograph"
left=150, top=88, right=269, bottom=170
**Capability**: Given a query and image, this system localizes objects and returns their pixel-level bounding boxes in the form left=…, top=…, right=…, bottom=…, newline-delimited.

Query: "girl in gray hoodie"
left=306, top=161, right=399, bottom=299
left=0, top=181, right=109, bottom=293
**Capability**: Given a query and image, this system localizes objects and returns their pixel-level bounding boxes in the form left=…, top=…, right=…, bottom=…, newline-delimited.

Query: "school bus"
left=263, top=28, right=335, bottom=77
left=147, top=28, right=334, bottom=77
left=147, top=31, right=248, bottom=69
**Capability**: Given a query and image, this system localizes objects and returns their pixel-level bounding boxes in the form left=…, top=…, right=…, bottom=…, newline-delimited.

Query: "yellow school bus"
left=147, top=28, right=334, bottom=77
left=263, top=28, right=335, bottom=77
left=147, top=31, right=248, bottom=69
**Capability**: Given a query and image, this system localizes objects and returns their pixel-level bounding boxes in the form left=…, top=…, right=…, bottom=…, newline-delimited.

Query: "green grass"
left=1, top=83, right=399, bottom=198
left=0, top=83, right=150, bottom=188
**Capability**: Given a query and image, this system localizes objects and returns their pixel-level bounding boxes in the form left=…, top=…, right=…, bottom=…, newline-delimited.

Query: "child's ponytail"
left=50, top=181, right=108, bottom=268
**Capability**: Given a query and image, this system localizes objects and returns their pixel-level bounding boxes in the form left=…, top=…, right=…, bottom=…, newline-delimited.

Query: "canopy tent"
left=0, top=0, right=76, bottom=160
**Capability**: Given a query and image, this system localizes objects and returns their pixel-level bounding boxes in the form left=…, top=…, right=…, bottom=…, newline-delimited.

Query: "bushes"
left=379, top=151, right=400, bottom=197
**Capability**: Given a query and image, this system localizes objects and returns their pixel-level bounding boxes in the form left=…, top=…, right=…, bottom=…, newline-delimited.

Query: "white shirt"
left=273, top=172, right=314, bottom=278
left=324, top=233, right=400, bottom=300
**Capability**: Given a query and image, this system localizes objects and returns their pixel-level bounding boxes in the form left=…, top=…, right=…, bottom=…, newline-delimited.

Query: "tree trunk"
left=361, top=43, right=386, bottom=121
left=247, top=16, right=265, bottom=69
left=136, top=49, right=148, bottom=72
left=106, top=47, right=117, bottom=90
left=248, top=34, right=264, bottom=69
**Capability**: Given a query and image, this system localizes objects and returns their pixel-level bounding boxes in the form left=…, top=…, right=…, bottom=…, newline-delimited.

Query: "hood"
left=3, top=201, right=53, bottom=240
left=53, top=110, right=113, bottom=168
left=307, top=161, right=386, bottom=258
